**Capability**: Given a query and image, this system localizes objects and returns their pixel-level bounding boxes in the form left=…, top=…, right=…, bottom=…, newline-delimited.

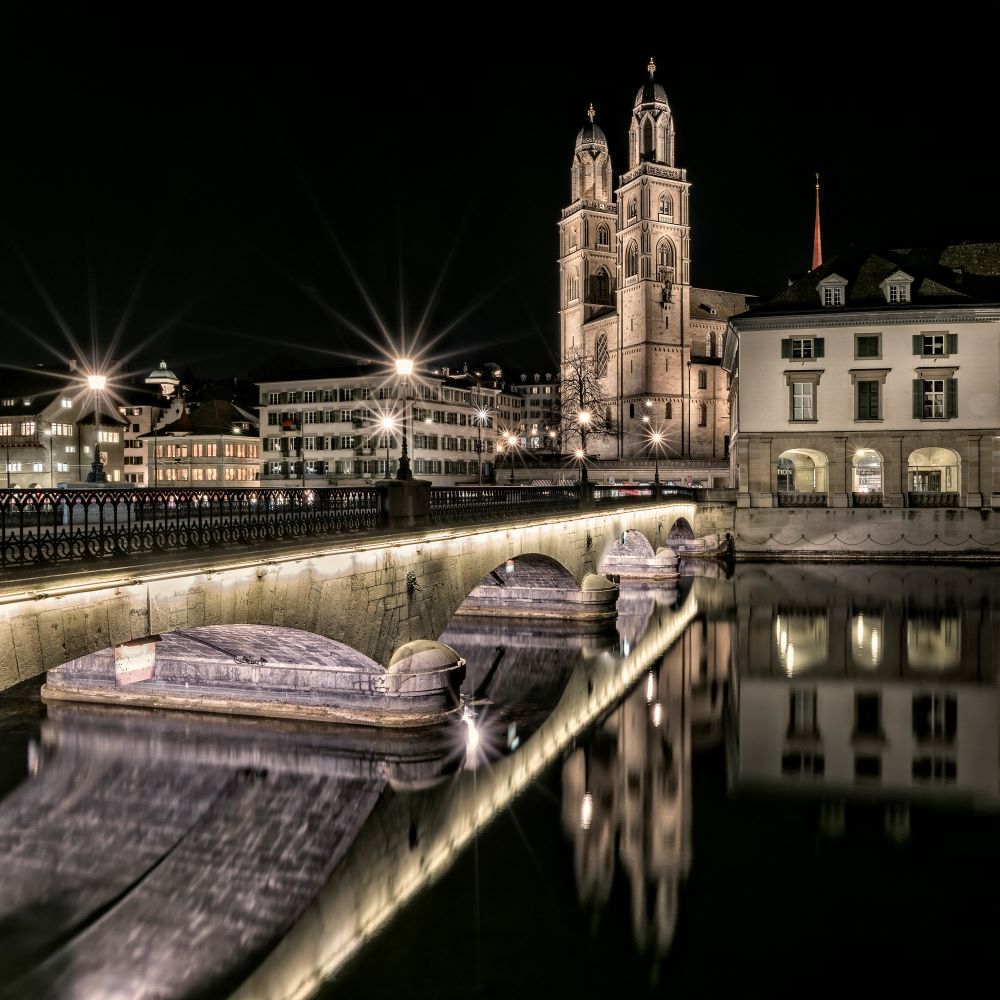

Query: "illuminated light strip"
left=230, top=587, right=699, bottom=1000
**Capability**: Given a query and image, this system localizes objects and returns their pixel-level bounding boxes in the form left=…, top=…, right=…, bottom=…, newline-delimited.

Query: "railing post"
left=380, top=478, right=431, bottom=529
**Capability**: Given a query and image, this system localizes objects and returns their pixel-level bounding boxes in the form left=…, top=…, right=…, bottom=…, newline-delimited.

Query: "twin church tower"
left=559, top=58, right=750, bottom=462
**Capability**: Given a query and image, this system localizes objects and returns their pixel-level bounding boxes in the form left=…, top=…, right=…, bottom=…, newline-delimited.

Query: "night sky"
left=2, top=20, right=998, bottom=384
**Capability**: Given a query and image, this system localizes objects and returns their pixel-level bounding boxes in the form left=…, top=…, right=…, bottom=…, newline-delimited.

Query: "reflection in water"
left=2, top=562, right=1000, bottom=997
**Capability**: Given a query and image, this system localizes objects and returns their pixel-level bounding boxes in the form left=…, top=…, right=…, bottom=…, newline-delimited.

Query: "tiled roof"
left=746, top=243, right=1000, bottom=315
left=690, top=287, right=757, bottom=321
left=155, top=399, right=259, bottom=436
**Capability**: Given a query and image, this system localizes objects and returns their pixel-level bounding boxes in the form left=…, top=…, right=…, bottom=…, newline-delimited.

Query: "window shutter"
left=947, top=378, right=958, bottom=418
left=912, top=334, right=922, bottom=355
left=946, top=333, right=958, bottom=354
left=780, top=339, right=791, bottom=358
left=814, top=337, right=825, bottom=358
left=912, top=379, right=922, bottom=418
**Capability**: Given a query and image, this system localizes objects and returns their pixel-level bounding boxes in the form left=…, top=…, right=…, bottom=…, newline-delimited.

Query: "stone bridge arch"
left=0, top=500, right=728, bottom=687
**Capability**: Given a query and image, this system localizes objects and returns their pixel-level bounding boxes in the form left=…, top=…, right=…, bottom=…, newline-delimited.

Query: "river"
left=1, top=562, right=997, bottom=998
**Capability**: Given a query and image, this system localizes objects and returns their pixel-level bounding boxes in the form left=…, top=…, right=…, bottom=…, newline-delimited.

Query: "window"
left=855, top=334, right=881, bottom=358
left=590, top=268, right=610, bottom=304
left=788, top=688, right=818, bottom=737
left=568, top=268, right=580, bottom=303
left=629, top=403, right=635, bottom=419
left=303, top=390, right=316, bottom=403
left=922, top=379, right=945, bottom=418
left=854, top=754, right=882, bottom=780
left=339, top=435, right=353, bottom=449
left=823, top=286, right=842, bottom=307
left=56, top=462, right=69, bottom=472
left=0, top=422, right=10, bottom=436
left=656, top=240, right=674, bottom=277
left=855, top=693, right=882, bottom=740
left=697, top=369, right=707, bottom=390
left=303, top=411, right=316, bottom=424
left=792, top=382, right=814, bottom=420
left=596, top=223, right=610, bottom=248
left=65, top=445, right=76, bottom=453
left=915, top=332, right=958, bottom=357
left=887, top=283, right=910, bottom=303
left=98, top=431, right=119, bottom=443
left=595, top=334, right=609, bottom=378
left=665, top=401, right=672, bottom=419
left=51, top=423, right=72, bottom=436
left=698, top=403, right=707, bottom=426
left=625, top=241, right=639, bottom=281
left=913, top=693, right=957, bottom=742
left=378, top=387, right=392, bottom=400
left=627, top=197, right=637, bottom=222
left=267, top=392, right=280, bottom=405
left=6, top=462, right=21, bottom=472
left=912, top=756, right=957, bottom=782
left=781, top=337, right=824, bottom=359
left=658, top=193, right=673, bottom=219
left=61, top=398, right=72, bottom=408
left=21, top=420, right=35, bottom=435
left=856, top=380, right=880, bottom=420
left=781, top=751, right=825, bottom=776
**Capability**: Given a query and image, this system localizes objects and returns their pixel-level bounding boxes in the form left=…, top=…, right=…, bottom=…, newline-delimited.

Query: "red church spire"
left=812, top=173, right=823, bottom=271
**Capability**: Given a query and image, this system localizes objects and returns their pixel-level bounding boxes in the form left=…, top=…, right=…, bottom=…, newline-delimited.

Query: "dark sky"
left=2, top=18, right=998, bottom=384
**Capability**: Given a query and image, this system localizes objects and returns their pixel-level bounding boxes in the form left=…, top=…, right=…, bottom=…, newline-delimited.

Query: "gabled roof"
left=152, top=399, right=259, bottom=437
left=690, top=287, right=757, bottom=321
left=744, top=243, right=1000, bottom=316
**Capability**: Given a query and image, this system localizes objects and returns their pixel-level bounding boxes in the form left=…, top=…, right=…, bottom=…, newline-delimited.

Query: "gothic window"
left=641, top=119, right=654, bottom=161
left=627, top=198, right=638, bottom=223
left=665, top=401, right=672, bottom=419
left=699, top=403, right=707, bottom=427
left=626, top=241, right=639, bottom=281
left=629, top=403, right=635, bottom=418
left=568, top=268, right=580, bottom=304
left=707, top=332, right=716, bottom=357
left=698, top=369, right=707, bottom=390
left=659, top=193, right=673, bottom=218
left=595, top=334, right=609, bottom=378
left=597, top=223, right=610, bottom=248
left=590, top=267, right=611, bottom=304
left=657, top=239, right=675, bottom=280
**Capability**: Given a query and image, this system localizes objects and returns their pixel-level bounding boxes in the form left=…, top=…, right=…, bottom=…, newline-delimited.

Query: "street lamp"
left=475, top=408, right=490, bottom=485
left=577, top=410, right=591, bottom=484
left=504, top=431, right=517, bottom=484
left=395, top=357, right=413, bottom=481
left=145, top=360, right=180, bottom=488
left=575, top=448, right=586, bottom=484
left=650, top=430, right=663, bottom=485
left=86, top=373, right=107, bottom=484
left=380, top=415, right=395, bottom=477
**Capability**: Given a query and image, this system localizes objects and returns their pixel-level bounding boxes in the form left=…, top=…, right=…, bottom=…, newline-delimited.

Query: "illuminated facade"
left=724, top=244, right=1000, bottom=508
left=257, top=363, right=501, bottom=487
left=558, top=60, right=752, bottom=463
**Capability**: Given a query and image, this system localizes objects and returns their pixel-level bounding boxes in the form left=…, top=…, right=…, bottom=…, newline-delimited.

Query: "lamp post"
left=475, top=408, right=489, bottom=485
left=395, top=357, right=413, bottom=481
left=576, top=410, right=591, bottom=484
left=575, top=448, right=586, bottom=484
left=650, top=430, right=663, bottom=485
left=504, top=431, right=517, bottom=484
left=86, top=374, right=108, bottom=483
left=380, top=415, right=395, bottom=477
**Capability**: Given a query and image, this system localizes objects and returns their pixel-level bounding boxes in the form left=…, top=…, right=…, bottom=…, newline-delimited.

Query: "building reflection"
left=562, top=606, right=731, bottom=960
left=728, top=565, right=1000, bottom=835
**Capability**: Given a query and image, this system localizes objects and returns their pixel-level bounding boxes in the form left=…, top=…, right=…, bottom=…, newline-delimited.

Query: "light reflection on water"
left=1, top=563, right=999, bottom=997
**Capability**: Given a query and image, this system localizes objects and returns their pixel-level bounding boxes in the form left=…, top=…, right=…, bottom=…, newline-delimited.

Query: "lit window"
left=61, top=398, right=72, bottom=408
left=888, top=283, right=910, bottom=303
left=792, top=382, right=814, bottom=420
left=823, top=286, right=841, bottom=306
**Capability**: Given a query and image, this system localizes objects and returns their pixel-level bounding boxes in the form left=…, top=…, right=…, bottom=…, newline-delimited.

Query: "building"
left=558, top=59, right=753, bottom=464
left=723, top=243, right=1000, bottom=509
left=256, top=362, right=501, bottom=487
left=503, top=371, right=561, bottom=451
left=142, top=398, right=260, bottom=486
left=0, top=362, right=129, bottom=487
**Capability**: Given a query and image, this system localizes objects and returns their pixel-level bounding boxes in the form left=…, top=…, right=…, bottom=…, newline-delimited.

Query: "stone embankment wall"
left=734, top=507, right=1000, bottom=560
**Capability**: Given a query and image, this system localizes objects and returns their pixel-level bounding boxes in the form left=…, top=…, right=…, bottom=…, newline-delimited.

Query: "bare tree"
left=560, top=344, right=615, bottom=454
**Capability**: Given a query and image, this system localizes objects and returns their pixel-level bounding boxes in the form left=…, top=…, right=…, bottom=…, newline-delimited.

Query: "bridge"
left=0, top=485, right=733, bottom=690
left=0, top=575, right=707, bottom=998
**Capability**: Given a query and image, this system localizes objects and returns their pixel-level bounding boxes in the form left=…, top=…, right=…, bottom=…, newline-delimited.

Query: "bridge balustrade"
left=0, top=483, right=697, bottom=569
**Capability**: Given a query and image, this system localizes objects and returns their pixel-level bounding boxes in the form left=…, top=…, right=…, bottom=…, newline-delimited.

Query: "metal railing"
left=907, top=492, right=960, bottom=508
left=0, top=482, right=705, bottom=569
left=0, top=487, right=384, bottom=568
left=777, top=491, right=828, bottom=507
left=429, top=485, right=580, bottom=524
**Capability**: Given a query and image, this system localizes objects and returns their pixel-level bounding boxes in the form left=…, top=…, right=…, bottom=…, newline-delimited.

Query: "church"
left=559, top=59, right=752, bottom=463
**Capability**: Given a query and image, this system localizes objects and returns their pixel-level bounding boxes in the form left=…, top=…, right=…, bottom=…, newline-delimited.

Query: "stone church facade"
left=559, top=60, right=752, bottom=462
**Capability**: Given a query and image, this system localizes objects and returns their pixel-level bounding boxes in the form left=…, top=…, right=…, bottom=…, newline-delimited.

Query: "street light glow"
left=87, top=374, right=107, bottom=391
left=575, top=448, right=585, bottom=459
left=381, top=416, right=395, bottom=431
left=578, top=410, right=591, bottom=426
left=394, top=358, right=414, bottom=377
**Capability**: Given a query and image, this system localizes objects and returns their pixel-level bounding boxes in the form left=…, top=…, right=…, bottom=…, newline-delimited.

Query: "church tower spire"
left=812, top=173, right=823, bottom=270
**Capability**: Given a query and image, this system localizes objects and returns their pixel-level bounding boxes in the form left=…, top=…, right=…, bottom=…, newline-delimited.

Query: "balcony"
left=852, top=492, right=883, bottom=508
left=908, top=492, right=960, bottom=508
left=777, top=491, right=827, bottom=507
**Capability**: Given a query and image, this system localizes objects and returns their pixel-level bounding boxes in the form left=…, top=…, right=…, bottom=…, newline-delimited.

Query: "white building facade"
left=724, top=245, right=1000, bottom=509
left=257, top=363, right=501, bottom=487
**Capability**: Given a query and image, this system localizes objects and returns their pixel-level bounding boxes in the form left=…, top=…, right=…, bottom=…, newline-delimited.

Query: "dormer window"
left=817, top=273, right=848, bottom=308
left=880, top=270, right=914, bottom=305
